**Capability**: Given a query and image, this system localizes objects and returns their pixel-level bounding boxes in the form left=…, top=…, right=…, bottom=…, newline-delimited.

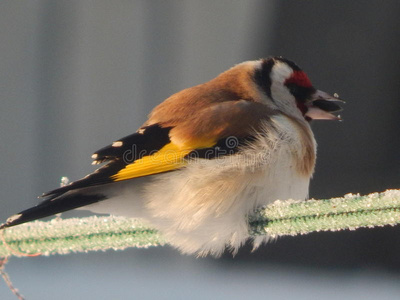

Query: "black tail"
left=0, top=193, right=107, bottom=229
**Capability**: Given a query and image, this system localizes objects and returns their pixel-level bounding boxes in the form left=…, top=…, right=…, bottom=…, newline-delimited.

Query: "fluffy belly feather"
left=143, top=140, right=310, bottom=256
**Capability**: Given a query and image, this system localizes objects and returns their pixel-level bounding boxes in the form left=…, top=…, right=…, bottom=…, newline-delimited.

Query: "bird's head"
left=252, top=57, right=343, bottom=121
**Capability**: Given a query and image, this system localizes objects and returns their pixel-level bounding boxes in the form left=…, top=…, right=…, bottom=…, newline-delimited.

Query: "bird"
left=1, top=57, right=343, bottom=256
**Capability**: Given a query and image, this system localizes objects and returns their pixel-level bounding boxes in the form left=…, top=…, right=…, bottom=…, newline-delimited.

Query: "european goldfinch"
left=1, top=57, right=342, bottom=256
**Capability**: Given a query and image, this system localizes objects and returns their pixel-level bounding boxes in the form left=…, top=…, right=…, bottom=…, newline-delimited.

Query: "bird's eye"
left=286, top=83, right=315, bottom=102
left=284, top=70, right=315, bottom=102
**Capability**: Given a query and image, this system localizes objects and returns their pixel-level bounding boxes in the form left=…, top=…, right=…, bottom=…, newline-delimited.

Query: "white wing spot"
left=7, top=214, right=22, bottom=224
left=112, top=141, right=123, bottom=147
left=137, top=128, right=146, bottom=134
left=92, top=153, right=98, bottom=159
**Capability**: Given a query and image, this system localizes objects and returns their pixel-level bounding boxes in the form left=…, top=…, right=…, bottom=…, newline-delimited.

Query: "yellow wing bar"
left=111, top=143, right=193, bottom=181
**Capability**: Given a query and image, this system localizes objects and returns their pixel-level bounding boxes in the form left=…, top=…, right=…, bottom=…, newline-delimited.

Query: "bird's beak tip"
left=305, top=90, right=344, bottom=121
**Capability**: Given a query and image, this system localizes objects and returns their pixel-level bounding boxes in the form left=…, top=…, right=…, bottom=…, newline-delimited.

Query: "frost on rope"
left=249, top=189, right=400, bottom=236
left=1, top=190, right=400, bottom=257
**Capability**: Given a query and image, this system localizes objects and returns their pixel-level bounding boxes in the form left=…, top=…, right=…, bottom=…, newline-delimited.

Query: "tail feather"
left=0, top=193, right=107, bottom=229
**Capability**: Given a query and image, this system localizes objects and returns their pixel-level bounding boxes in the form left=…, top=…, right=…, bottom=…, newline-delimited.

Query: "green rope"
left=1, top=190, right=399, bottom=257
left=0, top=217, right=164, bottom=257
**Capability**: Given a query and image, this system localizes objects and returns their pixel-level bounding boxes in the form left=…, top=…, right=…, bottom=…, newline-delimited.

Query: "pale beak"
left=305, top=90, right=344, bottom=120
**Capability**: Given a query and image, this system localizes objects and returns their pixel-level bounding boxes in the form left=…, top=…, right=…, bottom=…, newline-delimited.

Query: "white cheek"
left=270, top=80, right=297, bottom=114
left=270, top=62, right=297, bottom=110
left=270, top=81, right=293, bottom=103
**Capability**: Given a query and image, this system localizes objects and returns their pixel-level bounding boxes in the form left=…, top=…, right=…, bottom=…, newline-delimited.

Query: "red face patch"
left=284, top=71, right=312, bottom=88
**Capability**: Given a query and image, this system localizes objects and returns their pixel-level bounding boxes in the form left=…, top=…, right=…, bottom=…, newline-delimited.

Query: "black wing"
left=43, top=124, right=172, bottom=198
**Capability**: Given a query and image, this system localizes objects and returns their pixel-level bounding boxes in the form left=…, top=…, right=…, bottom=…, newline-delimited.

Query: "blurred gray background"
left=1, top=1, right=400, bottom=299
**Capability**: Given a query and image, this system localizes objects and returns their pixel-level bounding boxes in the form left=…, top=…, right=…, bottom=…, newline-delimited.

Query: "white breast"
left=142, top=115, right=314, bottom=255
